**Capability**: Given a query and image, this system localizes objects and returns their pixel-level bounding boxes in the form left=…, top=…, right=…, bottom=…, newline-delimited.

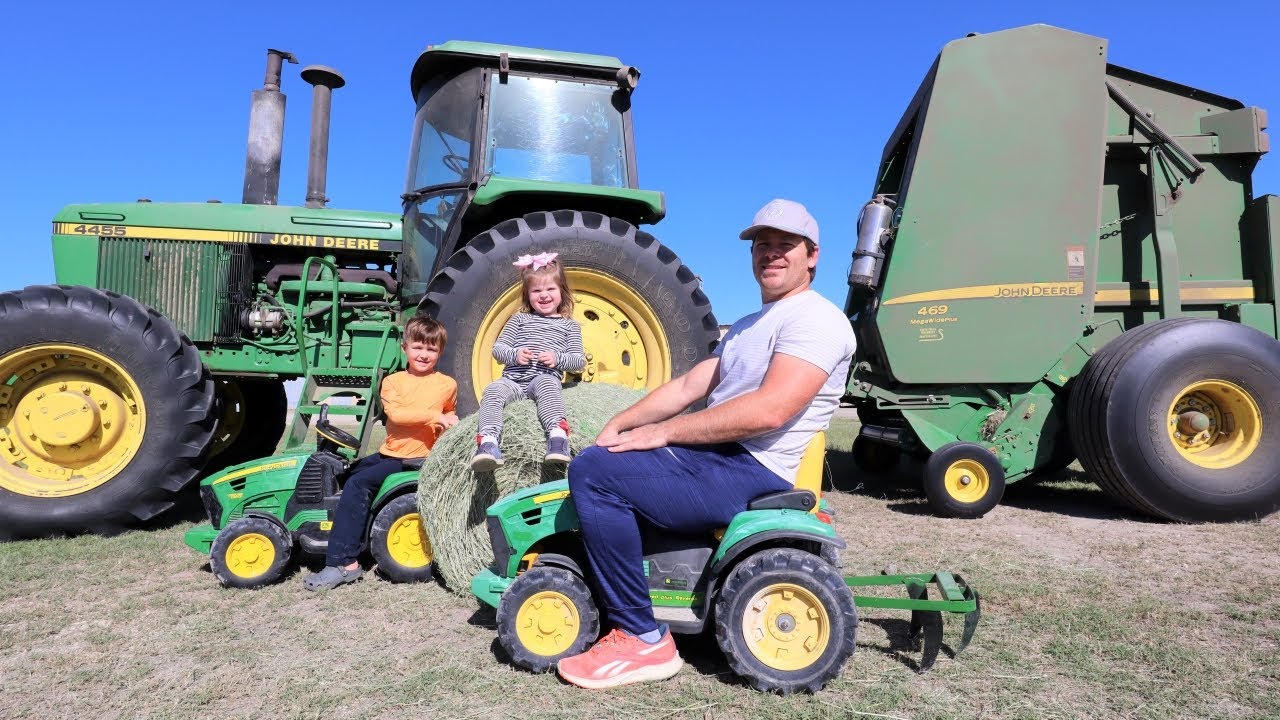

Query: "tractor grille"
left=199, top=486, right=223, bottom=526
left=295, top=452, right=344, bottom=504
left=97, top=237, right=252, bottom=343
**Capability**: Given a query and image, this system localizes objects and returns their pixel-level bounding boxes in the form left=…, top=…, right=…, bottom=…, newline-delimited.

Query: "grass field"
left=1, top=418, right=1277, bottom=720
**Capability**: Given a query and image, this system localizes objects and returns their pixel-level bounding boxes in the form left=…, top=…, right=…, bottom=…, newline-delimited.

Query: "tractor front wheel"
left=714, top=547, right=857, bottom=694
left=496, top=564, right=600, bottom=672
left=209, top=516, right=293, bottom=589
left=369, top=493, right=435, bottom=583
left=420, top=211, right=719, bottom=414
left=0, top=285, right=215, bottom=539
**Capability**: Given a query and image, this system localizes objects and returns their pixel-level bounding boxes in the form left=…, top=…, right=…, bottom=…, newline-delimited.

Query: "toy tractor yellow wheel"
left=923, top=442, right=1006, bottom=518
left=1069, top=318, right=1280, bottom=521
left=0, top=286, right=215, bottom=539
left=206, top=378, right=288, bottom=470
left=496, top=565, right=600, bottom=672
left=209, top=517, right=293, bottom=589
left=714, top=547, right=857, bottom=694
left=419, top=210, right=719, bottom=414
left=369, top=494, right=435, bottom=583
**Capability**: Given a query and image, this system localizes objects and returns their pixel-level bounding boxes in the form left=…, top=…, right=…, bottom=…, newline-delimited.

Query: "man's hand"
left=597, top=423, right=669, bottom=453
left=536, top=350, right=557, bottom=367
left=515, top=347, right=534, bottom=365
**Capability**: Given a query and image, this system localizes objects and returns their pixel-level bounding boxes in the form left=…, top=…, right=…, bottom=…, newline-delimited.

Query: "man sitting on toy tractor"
left=558, top=199, right=857, bottom=689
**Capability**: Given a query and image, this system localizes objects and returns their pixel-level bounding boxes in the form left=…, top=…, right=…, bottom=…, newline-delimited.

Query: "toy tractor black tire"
left=206, top=377, right=288, bottom=470
left=369, top=493, right=435, bottom=583
left=420, top=210, right=719, bottom=414
left=1069, top=318, right=1280, bottom=521
left=0, top=285, right=216, bottom=540
left=714, top=547, right=857, bottom=694
left=209, top=516, right=293, bottom=589
left=923, top=442, right=1006, bottom=518
left=496, top=564, right=600, bottom=672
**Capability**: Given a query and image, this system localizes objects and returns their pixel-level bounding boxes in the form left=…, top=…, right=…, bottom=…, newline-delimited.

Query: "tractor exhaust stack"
left=242, top=48, right=298, bottom=205
left=301, top=65, right=345, bottom=209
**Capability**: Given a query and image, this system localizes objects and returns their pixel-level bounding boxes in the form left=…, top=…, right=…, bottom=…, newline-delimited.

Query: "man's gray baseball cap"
left=738, top=198, right=820, bottom=246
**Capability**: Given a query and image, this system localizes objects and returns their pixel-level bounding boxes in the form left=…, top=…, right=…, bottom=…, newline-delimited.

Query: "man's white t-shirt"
left=708, top=289, right=856, bottom=483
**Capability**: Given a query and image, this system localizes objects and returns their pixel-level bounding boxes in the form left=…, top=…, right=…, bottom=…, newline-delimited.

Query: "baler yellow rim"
left=943, top=459, right=991, bottom=504
left=1167, top=380, right=1261, bottom=469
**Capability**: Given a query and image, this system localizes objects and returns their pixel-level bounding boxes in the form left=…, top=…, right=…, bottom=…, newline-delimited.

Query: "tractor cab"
left=399, top=41, right=652, bottom=302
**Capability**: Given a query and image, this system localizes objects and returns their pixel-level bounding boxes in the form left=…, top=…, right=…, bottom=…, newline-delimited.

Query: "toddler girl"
left=472, top=252, right=584, bottom=470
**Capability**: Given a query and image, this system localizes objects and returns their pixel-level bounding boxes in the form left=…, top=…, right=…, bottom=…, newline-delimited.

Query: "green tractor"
left=1, top=43, right=717, bottom=539
left=843, top=25, right=1280, bottom=521
left=471, top=435, right=980, bottom=693
left=183, top=406, right=431, bottom=588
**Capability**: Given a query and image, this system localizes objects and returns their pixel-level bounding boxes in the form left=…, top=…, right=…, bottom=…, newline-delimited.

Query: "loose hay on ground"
left=417, top=383, right=645, bottom=592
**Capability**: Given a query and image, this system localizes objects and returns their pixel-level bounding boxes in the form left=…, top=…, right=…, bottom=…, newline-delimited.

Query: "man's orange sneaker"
left=557, top=626, right=684, bottom=689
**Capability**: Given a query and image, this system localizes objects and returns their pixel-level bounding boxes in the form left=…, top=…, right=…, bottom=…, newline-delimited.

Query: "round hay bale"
left=418, top=383, right=644, bottom=593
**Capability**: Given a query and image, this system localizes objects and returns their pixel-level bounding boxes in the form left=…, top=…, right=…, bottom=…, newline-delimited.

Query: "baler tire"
left=922, top=442, right=1006, bottom=518
left=206, top=378, right=288, bottom=470
left=419, top=210, right=719, bottom=414
left=369, top=493, right=435, bottom=583
left=0, top=285, right=216, bottom=540
left=496, top=565, right=600, bottom=672
left=714, top=547, right=857, bottom=694
left=1069, top=318, right=1280, bottom=522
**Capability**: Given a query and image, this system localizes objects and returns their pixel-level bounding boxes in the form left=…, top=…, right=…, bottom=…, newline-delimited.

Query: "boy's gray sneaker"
left=472, top=440, right=505, bottom=472
left=545, top=436, right=571, bottom=464
left=303, top=565, right=363, bottom=591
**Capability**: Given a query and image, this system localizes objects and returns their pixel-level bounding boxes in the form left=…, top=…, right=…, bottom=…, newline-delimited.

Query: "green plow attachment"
left=846, top=571, right=981, bottom=673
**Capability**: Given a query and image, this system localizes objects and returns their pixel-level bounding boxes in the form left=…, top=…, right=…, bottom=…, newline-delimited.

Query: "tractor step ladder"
left=283, top=366, right=386, bottom=457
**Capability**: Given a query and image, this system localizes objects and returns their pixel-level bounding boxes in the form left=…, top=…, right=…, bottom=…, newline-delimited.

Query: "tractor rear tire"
left=369, top=493, right=435, bottom=583
left=206, top=377, right=288, bottom=470
left=0, top=285, right=216, bottom=540
left=496, top=564, right=600, bottom=672
left=419, top=210, right=719, bottom=414
left=1069, top=318, right=1280, bottom=521
left=714, top=547, right=857, bottom=694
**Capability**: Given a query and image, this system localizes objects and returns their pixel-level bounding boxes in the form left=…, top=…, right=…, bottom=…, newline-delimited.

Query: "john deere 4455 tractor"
left=0, top=43, right=717, bottom=539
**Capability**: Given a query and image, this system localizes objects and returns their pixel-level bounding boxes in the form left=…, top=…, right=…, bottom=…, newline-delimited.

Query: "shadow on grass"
left=859, top=616, right=958, bottom=673
left=826, top=446, right=1155, bottom=522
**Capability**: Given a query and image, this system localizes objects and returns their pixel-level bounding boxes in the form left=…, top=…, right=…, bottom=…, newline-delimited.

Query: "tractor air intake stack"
left=301, top=65, right=345, bottom=209
left=243, top=49, right=298, bottom=205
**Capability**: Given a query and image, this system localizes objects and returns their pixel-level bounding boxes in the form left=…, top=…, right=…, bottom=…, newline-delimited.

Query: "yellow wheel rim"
left=742, top=582, right=831, bottom=671
left=471, top=269, right=672, bottom=402
left=0, top=344, right=146, bottom=498
left=1167, top=380, right=1262, bottom=469
left=386, top=512, right=433, bottom=568
left=208, top=379, right=248, bottom=458
left=225, top=532, right=277, bottom=579
left=943, top=458, right=991, bottom=504
left=514, top=590, right=582, bottom=657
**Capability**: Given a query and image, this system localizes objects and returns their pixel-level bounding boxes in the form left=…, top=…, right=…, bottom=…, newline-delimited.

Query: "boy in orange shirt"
left=303, top=315, right=458, bottom=590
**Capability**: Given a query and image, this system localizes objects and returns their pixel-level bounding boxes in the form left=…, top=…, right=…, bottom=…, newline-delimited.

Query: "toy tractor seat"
left=743, top=431, right=827, bottom=513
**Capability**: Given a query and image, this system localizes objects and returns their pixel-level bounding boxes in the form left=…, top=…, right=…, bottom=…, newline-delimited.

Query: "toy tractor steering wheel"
left=442, top=153, right=469, bottom=177
left=315, top=404, right=359, bottom=452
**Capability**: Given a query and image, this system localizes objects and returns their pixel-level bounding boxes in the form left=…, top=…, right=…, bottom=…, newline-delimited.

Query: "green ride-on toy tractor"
left=184, top=406, right=433, bottom=588
left=471, top=435, right=981, bottom=693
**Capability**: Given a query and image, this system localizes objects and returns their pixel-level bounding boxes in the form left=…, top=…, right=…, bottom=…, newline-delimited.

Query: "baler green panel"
left=97, top=238, right=246, bottom=343
left=874, top=25, right=1109, bottom=384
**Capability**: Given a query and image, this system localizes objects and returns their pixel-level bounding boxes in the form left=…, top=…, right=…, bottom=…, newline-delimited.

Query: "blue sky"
left=2, top=1, right=1277, bottom=323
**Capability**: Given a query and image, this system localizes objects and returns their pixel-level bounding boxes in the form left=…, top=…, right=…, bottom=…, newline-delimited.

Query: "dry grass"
left=1, top=417, right=1277, bottom=720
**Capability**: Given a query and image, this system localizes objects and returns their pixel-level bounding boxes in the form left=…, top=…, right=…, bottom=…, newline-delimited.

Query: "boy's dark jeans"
left=326, top=453, right=404, bottom=566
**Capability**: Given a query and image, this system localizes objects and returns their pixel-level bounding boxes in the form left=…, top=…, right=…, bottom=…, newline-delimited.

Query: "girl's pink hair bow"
left=513, top=252, right=559, bottom=271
